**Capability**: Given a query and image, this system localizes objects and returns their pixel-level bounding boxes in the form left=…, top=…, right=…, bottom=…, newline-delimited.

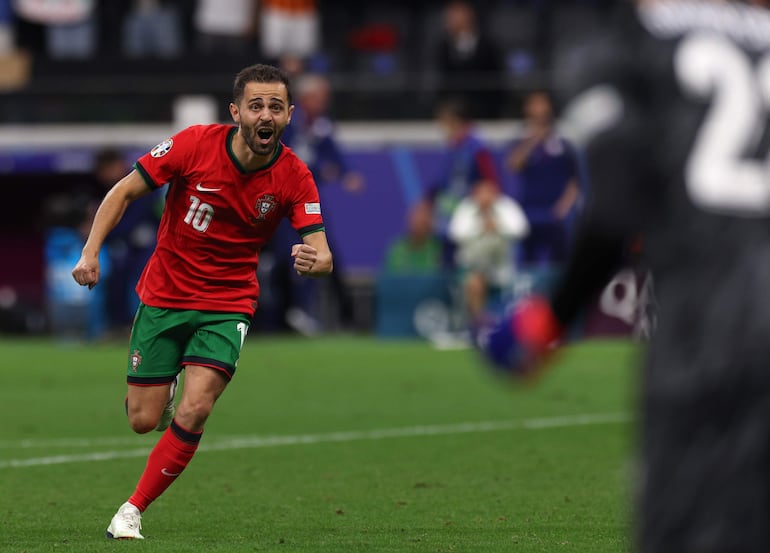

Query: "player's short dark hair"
left=233, top=64, right=293, bottom=105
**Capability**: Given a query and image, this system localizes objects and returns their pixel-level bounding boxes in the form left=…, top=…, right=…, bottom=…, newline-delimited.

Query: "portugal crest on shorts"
left=254, top=194, right=277, bottom=221
left=130, top=349, right=142, bottom=372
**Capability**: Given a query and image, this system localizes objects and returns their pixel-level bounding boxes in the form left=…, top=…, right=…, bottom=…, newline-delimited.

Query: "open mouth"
left=256, top=128, right=274, bottom=144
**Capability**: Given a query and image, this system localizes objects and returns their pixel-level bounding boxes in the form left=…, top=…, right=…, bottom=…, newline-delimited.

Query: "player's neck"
left=232, top=131, right=279, bottom=171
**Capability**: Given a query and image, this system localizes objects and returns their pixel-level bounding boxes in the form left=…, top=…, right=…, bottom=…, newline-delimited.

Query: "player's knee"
left=175, top=398, right=214, bottom=429
left=125, top=401, right=164, bottom=434
left=127, top=413, right=158, bottom=434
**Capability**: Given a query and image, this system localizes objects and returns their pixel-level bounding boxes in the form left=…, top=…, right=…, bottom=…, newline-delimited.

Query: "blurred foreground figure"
left=479, top=1, right=770, bottom=552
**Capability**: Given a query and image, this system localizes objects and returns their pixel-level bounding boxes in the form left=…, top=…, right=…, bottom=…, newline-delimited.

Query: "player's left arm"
left=292, top=230, right=333, bottom=277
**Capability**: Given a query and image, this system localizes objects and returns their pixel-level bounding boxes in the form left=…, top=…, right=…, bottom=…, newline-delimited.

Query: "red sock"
left=128, top=419, right=202, bottom=512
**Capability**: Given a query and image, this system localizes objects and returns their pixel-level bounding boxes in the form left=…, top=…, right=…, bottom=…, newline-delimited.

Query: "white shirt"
left=195, top=0, right=256, bottom=35
left=448, top=195, right=529, bottom=285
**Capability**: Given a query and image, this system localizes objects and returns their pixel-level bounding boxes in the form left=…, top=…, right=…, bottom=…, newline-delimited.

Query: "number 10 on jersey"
left=184, top=195, right=214, bottom=232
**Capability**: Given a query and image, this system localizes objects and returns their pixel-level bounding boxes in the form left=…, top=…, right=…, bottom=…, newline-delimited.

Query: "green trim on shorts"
left=127, top=303, right=250, bottom=384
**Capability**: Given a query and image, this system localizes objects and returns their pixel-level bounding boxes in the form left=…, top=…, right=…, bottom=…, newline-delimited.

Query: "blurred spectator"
left=383, top=200, right=443, bottom=276
left=434, top=0, right=504, bottom=119
left=260, top=0, right=319, bottom=62
left=122, top=0, right=183, bottom=59
left=375, top=199, right=450, bottom=340
left=0, top=0, right=14, bottom=54
left=88, top=149, right=163, bottom=330
left=194, top=0, right=258, bottom=56
left=284, top=73, right=363, bottom=192
left=13, top=0, right=96, bottom=59
left=421, top=96, right=499, bottom=262
left=275, top=72, right=361, bottom=332
left=505, top=91, right=581, bottom=266
left=43, top=193, right=110, bottom=341
left=448, top=179, right=528, bottom=327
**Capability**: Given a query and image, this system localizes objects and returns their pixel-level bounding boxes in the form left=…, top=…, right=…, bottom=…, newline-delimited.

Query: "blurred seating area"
left=0, top=0, right=631, bottom=341
left=0, top=0, right=614, bottom=123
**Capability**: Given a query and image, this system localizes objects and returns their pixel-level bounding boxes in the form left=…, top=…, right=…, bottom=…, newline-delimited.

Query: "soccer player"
left=479, top=1, right=770, bottom=552
left=71, top=64, right=332, bottom=540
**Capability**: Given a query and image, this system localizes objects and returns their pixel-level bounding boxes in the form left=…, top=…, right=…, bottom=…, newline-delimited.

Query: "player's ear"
left=287, top=104, right=294, bottom=124
left=229, top=103, right=240, bottom=123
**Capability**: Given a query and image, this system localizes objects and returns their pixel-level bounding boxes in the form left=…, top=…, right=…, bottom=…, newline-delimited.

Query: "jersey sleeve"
left=288, top=166, right=325, bottom=237
left=134, top=127, right=197, bottom=190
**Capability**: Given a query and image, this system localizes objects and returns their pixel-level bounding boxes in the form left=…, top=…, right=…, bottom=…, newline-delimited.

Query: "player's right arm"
left=72, top=170, right=153, bottom=289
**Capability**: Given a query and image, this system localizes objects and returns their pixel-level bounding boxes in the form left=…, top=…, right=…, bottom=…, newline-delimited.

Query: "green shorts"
left=127, top=303, right=250, bottom=385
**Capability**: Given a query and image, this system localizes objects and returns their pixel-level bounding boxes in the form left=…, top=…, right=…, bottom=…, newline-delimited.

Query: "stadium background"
left=0, top=0, right=629, bottom=339
left=0, top=3, right=640, bottom=551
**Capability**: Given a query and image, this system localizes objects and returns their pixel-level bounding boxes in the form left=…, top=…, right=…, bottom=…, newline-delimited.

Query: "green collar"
left=227, top=126, right=283, bottom=174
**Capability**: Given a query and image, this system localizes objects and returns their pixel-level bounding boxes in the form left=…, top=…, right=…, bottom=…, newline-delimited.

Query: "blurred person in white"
left=13, top=0, right=95, bottom=59
left=260, top=0, right=319, bottom=62
left=448, top=179, right=528, bottom=330
left=122, top=0, right=183, bottom=59
left=194, top=0, right=259, bottom=55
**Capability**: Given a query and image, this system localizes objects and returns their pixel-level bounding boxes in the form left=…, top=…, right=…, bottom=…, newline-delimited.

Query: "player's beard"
left=243, top=124, right=283, bottom=157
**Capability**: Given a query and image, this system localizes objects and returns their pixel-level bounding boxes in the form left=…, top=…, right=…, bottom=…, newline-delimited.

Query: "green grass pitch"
left=0, top=336, right=639, bottom=552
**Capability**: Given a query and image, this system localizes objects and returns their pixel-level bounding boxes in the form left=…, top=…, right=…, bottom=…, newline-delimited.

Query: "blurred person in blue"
left=12, top=0, right=96, bottom=58
left=121, top=0, right=183, bottom=59
left=420, top=97, right=500, bottom=265
left=505, top=91, right=581, bottom=266
left=43, top=193, right=110, bottom=341
left=448, top=179, right=528, bottom=330
left=88, top=149, right=162, bottom=331
left=282, top=73, right=363, bottom=193
left=274, top=72, right=361, bottom=332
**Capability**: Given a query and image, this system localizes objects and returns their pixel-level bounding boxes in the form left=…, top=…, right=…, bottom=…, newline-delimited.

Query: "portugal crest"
left=130, top=349, right=142, bottom=372
left=254, top=194, right=278, bottom=221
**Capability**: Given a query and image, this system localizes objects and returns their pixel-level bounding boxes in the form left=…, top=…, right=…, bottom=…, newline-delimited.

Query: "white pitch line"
left=0, top=412, right=631, bottom=470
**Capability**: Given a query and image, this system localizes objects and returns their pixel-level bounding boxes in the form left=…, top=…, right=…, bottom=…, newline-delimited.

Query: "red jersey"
left=134, top=124, right=324, bottom=315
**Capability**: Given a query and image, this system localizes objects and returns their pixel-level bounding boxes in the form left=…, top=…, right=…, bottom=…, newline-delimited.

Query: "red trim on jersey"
left=126, top=381, right=175, bottom=387
left=181, top=361, right=234, bottom=381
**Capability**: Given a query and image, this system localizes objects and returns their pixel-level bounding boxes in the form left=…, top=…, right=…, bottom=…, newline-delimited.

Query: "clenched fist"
left=291, top=243, right=318, bottom=276
left=71, top=255, right=100, bottom=289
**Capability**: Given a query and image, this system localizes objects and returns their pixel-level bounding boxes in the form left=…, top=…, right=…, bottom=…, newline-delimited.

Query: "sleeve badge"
left=150, top=138, right=174, bottom=158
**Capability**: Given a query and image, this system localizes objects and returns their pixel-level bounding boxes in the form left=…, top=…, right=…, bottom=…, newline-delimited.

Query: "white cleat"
left=106, top=501, right=144, bottom=540
left=155, top=373, right=180, bottom=432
